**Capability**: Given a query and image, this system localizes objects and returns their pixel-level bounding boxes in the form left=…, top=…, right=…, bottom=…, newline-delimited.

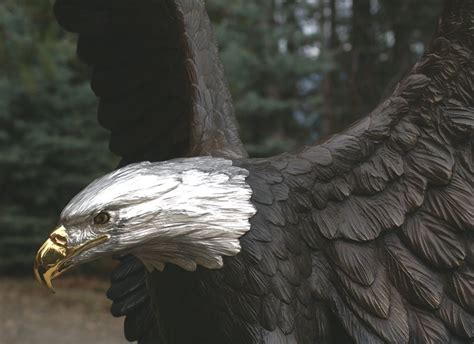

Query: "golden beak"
left=34, top=225, right=108, bottom=293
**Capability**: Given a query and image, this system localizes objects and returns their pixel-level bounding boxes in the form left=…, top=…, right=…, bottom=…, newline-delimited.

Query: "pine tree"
left=207, top=0, right=329, bottom=156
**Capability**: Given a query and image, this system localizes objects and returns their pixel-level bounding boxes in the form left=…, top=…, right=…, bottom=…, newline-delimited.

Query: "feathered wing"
left=260, top=1, right=473, bottom=342
left=53, top=0, right=245, bottom=342
left=54, top=0, right=245, bottom=162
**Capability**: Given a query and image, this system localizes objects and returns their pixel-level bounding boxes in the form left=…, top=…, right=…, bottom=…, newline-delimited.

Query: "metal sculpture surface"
left=34, top=0, right=473, bottom=343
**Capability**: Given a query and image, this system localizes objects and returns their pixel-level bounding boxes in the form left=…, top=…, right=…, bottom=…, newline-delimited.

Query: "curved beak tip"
left=33, top=263, right=56, bottom=294
left=33, top=225, right=109, bottom=293
left=33, top=225, right=69, bottom=293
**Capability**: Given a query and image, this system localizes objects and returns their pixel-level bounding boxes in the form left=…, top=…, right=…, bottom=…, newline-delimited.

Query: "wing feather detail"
left=335, top=264, right=391, bottom=319
left=385, top=235, right=444, bottom=310
left=330, top=241, right=377, bottom=286
left=259, top=1, right=474, bottom=342
left=401, top=211, right=466, bottom=269
left=436, top=297, right=474, bottom=339
left=409, top=308, right=450, bottom=344
left=448, top=266, right=474, bottom=312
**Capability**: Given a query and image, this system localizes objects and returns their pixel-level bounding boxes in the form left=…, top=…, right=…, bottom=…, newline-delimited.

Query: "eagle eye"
left=93, top=212, right=110, bottom=225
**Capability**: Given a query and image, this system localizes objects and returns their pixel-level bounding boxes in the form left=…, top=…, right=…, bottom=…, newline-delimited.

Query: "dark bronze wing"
left=255, top=1, right=473, bottom=341
left=54, top=0, right=245, bottom=163
left=53, top=0, right=245, bottom=342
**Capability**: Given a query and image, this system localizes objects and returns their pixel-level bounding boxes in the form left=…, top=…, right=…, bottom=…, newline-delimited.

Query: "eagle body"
left=119, top=159, right=338, bottom=344
left=34, top=0, right=474, bottom=343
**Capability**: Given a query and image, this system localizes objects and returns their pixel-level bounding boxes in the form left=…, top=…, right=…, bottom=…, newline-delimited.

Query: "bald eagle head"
left=34, top=157, right=255, bottom=291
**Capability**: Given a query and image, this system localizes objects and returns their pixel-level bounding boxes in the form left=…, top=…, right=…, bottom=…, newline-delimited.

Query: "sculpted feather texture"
left=60, top=157, right=256, bottom=272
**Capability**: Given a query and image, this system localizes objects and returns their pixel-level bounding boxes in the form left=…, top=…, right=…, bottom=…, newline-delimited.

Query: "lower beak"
left=33, top=225, right=108, bottom=293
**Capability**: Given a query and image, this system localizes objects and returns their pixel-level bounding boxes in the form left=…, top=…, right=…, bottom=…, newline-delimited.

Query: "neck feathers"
left=131, top=157, right=256, bottom=271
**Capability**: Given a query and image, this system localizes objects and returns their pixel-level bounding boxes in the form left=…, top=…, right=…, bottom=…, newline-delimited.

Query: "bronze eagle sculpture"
left=34, top=0, right=473, bottom=343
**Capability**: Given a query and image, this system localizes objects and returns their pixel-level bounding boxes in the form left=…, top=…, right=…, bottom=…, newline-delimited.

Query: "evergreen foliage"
left=208, top=0, right=328, bottom=156
left=0, top=0, right=116, bottom=272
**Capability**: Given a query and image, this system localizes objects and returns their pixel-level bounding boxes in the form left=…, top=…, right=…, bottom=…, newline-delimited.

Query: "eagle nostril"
left=50, top=233, right=67, bottom=246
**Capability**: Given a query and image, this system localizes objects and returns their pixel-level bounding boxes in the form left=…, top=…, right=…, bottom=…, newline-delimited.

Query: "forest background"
left=0, top=0, right=442, bottom=273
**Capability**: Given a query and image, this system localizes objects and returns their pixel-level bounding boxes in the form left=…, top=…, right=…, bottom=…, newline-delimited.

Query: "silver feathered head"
left=34, top=157, right=256, bottom=291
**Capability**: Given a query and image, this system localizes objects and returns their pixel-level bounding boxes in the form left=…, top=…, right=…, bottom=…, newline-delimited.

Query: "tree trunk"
left=350, top=0, right=376, bottom=121
left=321, top=0, right=339, bottom=138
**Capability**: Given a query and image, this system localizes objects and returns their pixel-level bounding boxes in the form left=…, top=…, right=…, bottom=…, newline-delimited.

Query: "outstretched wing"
left=53, top=0, right=245, bottom=342
left=263, top=1, right=473, bottom=342
left=54, top=0, right=245, bottom=163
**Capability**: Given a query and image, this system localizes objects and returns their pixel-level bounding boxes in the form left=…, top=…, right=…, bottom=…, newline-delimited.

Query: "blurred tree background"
left=0, top=0, right=442, bottom=273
